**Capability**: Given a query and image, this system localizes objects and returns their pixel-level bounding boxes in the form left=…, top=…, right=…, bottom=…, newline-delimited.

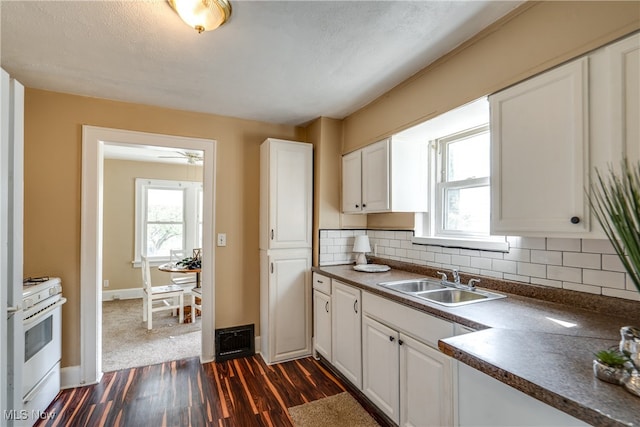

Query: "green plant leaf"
left=588, top=159, right=640, bottom=293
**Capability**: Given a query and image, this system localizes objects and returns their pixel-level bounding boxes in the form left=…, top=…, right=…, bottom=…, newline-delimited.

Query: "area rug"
left=288, top=392, right=380, bottom=427
left=102, top=298, right=201, bottom=372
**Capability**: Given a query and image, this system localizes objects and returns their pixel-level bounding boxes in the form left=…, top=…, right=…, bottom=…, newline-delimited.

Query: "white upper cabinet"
left=591, top=33, right=640, bottom=170
left=342, top=137, right=428, bottom=214
left=259, top=139, right=313, bottom=249
left=490, top=32, right=639, bottom=238
left=490, top=58, right=590, bottom=237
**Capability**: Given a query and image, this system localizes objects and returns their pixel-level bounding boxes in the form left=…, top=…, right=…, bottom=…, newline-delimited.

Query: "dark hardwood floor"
left=36, top=355, right=384, bottom=427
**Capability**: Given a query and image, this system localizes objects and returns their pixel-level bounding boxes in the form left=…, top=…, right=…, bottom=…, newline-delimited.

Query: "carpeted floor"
left=102, top=298, right=201, bottom=372
left=288, top=392, right=380, bottom=427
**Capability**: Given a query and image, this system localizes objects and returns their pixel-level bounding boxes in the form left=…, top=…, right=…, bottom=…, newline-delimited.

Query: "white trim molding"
left=81, top=126, right=216, bottom=385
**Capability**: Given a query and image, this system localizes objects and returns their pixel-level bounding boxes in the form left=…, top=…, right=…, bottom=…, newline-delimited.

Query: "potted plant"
left=589, top=159, right=640, bottom=293
left=593, top=349, right=630, bottom=384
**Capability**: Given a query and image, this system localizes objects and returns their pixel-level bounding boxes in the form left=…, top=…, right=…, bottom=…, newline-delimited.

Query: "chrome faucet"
left=467, top=278, right=481, bottom=291
left=452, top=269, right=461, bottom=285
left=436, top=271, right=448, bottom=284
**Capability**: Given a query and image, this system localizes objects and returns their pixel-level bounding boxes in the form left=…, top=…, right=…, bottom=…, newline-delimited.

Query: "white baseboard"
left=102, top=288, right=143, bottom=301
left=255, top=336, right=261, bottom=355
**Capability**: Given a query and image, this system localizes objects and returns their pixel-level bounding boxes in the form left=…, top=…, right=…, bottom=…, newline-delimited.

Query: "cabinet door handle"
left=353, top=299, right=358, bottom=314
left=271, top=229, right=274, bottom=239
left=389, top=336, right=395, bottom=342
left=362, top=203, right=366, bottom=208
left=316, top=279, right=324, bottom=284
left=398, top=339, right=404, bottom=346
left=570, top=216, right=580, bottom=224
left=356, top=204, right=359, bottom=208
left=270, top=263, right=274, bottom=273
left=325, top=301, right=329, bottom=313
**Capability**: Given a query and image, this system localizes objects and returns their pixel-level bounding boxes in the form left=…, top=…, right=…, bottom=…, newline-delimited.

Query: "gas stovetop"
left=22, top=277, right=63, bottom=310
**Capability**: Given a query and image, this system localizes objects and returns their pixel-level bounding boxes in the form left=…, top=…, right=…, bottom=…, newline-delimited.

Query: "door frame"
left=80, top=126, right=216, bottom=386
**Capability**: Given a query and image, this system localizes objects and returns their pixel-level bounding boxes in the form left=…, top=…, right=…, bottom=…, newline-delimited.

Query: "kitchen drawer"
left=312, top=272, right=331, bottom=295
left=363, top=291, right=453, bottom=348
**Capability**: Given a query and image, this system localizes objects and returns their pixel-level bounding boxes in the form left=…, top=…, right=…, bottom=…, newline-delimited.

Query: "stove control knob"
left=24, top=298, right=33, bottom=309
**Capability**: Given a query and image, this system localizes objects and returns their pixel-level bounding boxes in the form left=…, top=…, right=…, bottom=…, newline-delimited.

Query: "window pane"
left=147, top=189, right=184, bottom=222
left=444, top=186, right=490, bottom=233
left=146, top=224, right=183, bottom=257
left=446, top=132, right=490, bottom=181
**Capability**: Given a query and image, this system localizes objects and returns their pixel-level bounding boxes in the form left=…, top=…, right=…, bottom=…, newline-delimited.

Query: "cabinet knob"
left=389, top=336, right=395, bottom=342
left=362, top=203, right=366, bottom=208
left=570, top=216, right=580, bottom=224
left=398, top=339, right=404, bottom=346
left=355, top=204, right=359, bottom=208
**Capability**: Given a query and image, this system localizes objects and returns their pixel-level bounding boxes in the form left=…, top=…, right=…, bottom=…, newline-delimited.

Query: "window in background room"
left=135, top=178, right=203, bottom=263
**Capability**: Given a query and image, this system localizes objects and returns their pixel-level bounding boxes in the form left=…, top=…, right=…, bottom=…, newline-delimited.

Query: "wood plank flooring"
left=36, top=355, right=381, bottom=427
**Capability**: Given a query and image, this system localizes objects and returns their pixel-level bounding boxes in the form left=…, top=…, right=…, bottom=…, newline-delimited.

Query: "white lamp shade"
left=353, top=235, right=371, bottom=253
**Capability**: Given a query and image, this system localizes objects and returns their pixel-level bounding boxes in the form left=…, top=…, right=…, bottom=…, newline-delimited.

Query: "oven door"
left=22, top=300, right=64, bottom=398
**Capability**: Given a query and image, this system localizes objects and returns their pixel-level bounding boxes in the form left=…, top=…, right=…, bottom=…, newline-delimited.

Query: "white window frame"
left=413, top=125, right=508, bottom=252
left=134, top=178, right=203, bottom=265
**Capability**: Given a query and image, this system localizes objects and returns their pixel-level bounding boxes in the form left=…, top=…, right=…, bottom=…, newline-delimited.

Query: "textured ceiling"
left=1, top=1, right=523, bottom=126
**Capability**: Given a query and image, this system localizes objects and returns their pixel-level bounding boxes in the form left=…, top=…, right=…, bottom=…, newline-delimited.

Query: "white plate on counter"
left=353, top=264, right=391, bottom=273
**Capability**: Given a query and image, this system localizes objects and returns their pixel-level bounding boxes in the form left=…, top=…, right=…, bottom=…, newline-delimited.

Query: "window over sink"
left=395, top=97, right=508, bottom=251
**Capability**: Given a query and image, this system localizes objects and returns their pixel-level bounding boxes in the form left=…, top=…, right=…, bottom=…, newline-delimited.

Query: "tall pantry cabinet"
left=259, top=138, right=313, bottom=364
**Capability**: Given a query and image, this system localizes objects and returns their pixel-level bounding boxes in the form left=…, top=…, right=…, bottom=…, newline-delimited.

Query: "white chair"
left=141, top=255, right=184, bottom=330
left=169, top=249, right=198, bottom=287
left=190, top=286, right=202, bottom=322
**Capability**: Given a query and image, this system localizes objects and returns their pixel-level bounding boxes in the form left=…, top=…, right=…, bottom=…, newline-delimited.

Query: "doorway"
left=80, top=126, right=216, bottom=385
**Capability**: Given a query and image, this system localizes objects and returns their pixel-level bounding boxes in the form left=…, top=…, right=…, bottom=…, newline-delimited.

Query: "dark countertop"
left=313, top=263, right=640, bottom=427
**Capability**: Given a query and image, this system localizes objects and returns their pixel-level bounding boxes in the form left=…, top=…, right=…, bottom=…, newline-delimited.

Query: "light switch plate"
left=217, top=233, right=227, bottom=247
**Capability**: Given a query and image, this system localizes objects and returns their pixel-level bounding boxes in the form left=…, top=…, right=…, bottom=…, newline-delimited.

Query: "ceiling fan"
left=158, top=151, right=203, bottom=164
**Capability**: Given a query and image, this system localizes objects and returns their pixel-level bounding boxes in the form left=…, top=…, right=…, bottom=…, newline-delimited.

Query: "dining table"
left=158, top=263, right=201, bottom=288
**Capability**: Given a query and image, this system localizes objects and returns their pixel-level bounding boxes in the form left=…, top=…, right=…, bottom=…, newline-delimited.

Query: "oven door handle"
left=7, top=304, right=21, bottom=314
left=23, top=298, right=67, bottom=328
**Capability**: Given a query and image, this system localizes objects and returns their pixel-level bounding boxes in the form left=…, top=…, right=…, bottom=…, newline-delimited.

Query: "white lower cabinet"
left=362, top=292, right=454, bottom=426
left=312, top=273, right=332, bottom=360
left=457, top=363, right=588, bottom=426
left=400, top=334, right=453, bottom=427
left=332, top=280, right=362, bottom=388
left=362, top=316, right=400, bottom=422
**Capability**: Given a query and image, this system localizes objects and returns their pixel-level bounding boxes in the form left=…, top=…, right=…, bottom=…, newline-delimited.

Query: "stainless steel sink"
left=379, top=279, right=447, bottom=293
left=415, top=288, right=505, bottom=307
left=379, top=279, right=506, bottom=307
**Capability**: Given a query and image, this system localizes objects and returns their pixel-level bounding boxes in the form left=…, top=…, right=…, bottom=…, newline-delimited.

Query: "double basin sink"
left=379, top=278, right=506, bottom=307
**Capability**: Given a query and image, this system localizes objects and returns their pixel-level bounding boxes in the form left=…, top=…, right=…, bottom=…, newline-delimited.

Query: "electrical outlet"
left=217, top=233, right=227, bottom=247
left=103, top=279, right=109, bottom=288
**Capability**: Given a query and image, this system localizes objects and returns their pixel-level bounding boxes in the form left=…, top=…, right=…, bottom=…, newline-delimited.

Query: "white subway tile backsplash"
left=583, top=269, right=626, bottom=289
left=563, top=282, right=601, bottom=295
left=581, top=239, right=615, bottom=254
left=517, top=262, right=546, bottom=278
left=547, top=238, right=581, bottom=252
left=492, top=259, right=517, bottom=274
left=531, top=250, right=562, bottom=266
left=547, top=265, right=582, bottom=283
left=504, top=248, right=530, bottom=262
left=435, top=253, right=452, bottom=264
left=562, top=252, right=601, bottom=269
left=451, top=255, right=471, bottom=267
left=602, top=255, right=626, bottom=272
left=318, top=230, right=637, bottom=301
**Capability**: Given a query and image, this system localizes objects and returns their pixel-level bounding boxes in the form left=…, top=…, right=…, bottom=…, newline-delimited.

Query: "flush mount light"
left=168, top=0, right=232, bottom=34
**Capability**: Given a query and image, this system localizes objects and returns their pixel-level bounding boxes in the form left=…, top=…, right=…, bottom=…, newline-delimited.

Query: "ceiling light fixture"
left=168, top=0, right=232, bottom=34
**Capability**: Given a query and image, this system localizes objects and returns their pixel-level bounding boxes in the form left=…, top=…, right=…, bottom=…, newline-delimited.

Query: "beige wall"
left=103, top=159, right=203, bottom=291
left=343, top=1, right=640, bottom=152
left=23, top=89, right=303, bottom=367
